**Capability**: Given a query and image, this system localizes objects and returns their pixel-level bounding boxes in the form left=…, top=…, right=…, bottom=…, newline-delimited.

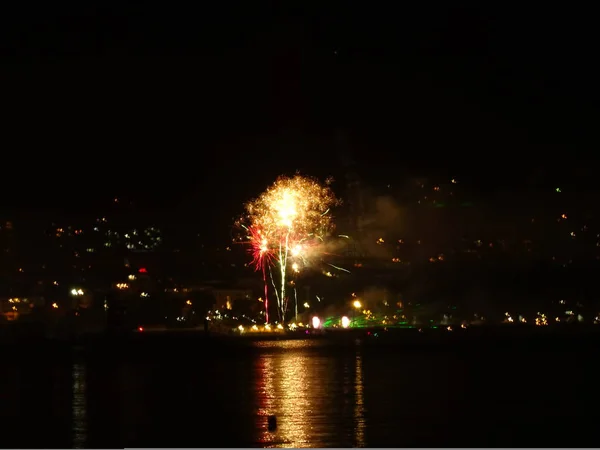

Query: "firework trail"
left=239, top=175, right=339, bottom=322
left=240, top=224, right=274, bottom=323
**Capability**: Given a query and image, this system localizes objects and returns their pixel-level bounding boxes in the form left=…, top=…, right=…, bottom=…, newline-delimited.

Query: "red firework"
left=248, top=226, right=275, bottom=271
left=247, top=226, right=275, bottom=324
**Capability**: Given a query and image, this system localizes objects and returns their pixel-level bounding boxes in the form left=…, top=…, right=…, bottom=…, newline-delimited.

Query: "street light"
left=341, top=316, right=350, bottom=328
left=352, top=300, right=362, bottom=327
left=312, top=316, right=321, bottom=329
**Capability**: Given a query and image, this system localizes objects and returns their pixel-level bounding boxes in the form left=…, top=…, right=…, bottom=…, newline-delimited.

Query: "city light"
left=341, top=316, right=351, bottom=328
left=312, top=316, right=321, bottom=329
left=353, top=300, right=362, bottom=309
left=70, top=288, right=84, bottom=296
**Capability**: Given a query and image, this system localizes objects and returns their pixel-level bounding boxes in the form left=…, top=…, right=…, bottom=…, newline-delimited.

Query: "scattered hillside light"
left=238, top=325, right=244, bottom=333
left=185, top=300, right=192, bottom=305
left=312, top=316, right=321, bottom=329
left=353, top=300, right=362, bottom=309
left=534, top=313, right=546, bottom=326
left=303, top=302, right=310, bottom=308
left=128, top=274, right=136, bottom=281
left=140, top=292, right=149, bottom=298
left=71, top=288, right=84, bottom=296
left=52, top=302, right=58, bottom=309
left=341, top=316, right=350, bottom=328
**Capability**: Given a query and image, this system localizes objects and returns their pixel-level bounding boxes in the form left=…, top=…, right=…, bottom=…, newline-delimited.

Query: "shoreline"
left=3, top=324, right=600, bottom=352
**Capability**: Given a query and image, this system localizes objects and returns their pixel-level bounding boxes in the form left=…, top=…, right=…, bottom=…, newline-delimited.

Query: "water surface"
left=1, top=338, right=599, bottom=447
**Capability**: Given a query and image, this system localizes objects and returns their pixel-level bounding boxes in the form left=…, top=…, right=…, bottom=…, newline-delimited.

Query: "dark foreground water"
left=1, top=336, right=600, bottom=448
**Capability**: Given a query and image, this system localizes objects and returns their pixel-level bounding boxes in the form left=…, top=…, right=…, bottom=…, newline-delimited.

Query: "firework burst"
left=247, top=226, right=275, bottom=271
left=239, top=174, right=339, bottom=322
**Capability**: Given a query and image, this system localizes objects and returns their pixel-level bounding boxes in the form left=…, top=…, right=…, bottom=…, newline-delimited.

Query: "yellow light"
left=341, top=316, right=350, bottom=328
left=353, top=300, right=362, bottom=309
left=312, top=316, right=321, bottom=329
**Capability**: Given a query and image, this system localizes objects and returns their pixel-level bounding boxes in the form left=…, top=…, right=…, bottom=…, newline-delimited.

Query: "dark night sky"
left=0, top=3, right=597, bottom=228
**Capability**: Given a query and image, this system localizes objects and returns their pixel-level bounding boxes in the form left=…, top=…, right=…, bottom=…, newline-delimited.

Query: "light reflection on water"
left=4, top=339, right=597, bottom=447
left=354, top=353, right=365, bottom=447
left=71, top=362, right=88, bottom=449
left=254, top=340, right=364, bottom=448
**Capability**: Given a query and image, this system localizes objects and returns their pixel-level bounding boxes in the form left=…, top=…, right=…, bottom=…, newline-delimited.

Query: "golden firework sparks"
left=242, top=175, right=339, bottom=322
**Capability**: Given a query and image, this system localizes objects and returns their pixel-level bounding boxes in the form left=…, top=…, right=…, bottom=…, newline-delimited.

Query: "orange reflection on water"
left=354, top=353, right=365, bottom=447
left=255, top=341, right=317, bottom=448
left=256, top=353, right=276, bottom=442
